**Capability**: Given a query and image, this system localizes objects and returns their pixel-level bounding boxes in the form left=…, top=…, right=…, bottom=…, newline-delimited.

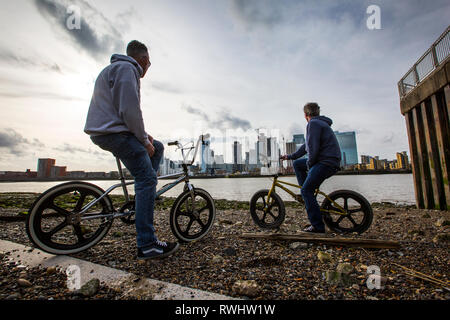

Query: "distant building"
left=37, top=158, right=55, bottom=178
left=293, top=134, right=305, bottom=145
left=335, top=131, right=358, bottom=166
left=396, top=151, right=409, bottom=169
left=232, top=141, right=243, bottom=172
left=50, top=166, right=67, bottom=178
left=361, top=155, right=371, bottom=164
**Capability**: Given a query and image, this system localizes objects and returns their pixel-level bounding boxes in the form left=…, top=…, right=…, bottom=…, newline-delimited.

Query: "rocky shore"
left=0, top=192, right=449, bottom=300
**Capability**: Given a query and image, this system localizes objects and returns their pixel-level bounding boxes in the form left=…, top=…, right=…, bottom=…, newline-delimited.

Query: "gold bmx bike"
left=249, top=174, right=373, bottom=234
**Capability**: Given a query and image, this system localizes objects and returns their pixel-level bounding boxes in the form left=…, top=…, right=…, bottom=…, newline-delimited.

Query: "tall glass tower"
left=334, top=131, right=358, bottom=166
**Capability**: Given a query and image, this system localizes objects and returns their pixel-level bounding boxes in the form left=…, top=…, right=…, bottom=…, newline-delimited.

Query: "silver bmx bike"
left=26, top=134, right=216, bottom=255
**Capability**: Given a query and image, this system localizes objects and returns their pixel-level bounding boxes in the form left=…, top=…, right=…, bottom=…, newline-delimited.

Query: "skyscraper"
left=334, top=131, right=358, bottom=166
left=200, top=138, right=211, bottom=173
left=293, top=134, right=305, bottom=146
left=232, top=141, right=243, bottom=172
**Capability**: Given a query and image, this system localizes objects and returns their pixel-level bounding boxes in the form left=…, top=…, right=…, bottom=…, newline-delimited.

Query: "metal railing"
left=398, top=26, right=450, bottom=98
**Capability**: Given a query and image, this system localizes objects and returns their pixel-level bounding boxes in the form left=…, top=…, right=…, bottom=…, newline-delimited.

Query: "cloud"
left=0, top=128, right=46, bottom=156
left=33, top=0, right=124, bottom=60
left=151, top=81, right=183, bottom=94
left=182, top=104, right=252, bottom=131
left=53, top=143, right=108, bottom=157
left=0, top=48, right=62, bottom=73
left=229, top=0, right=285, bottom=30
left=0, top=89, right=87, bottom=101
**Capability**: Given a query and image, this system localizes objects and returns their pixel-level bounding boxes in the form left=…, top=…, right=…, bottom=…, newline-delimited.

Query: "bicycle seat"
left=168, top=141, right=178, bottom=146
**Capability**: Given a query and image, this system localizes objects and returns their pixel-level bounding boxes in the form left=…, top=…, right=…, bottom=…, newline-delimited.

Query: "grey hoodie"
left=84, top=54, right=150, bottom=146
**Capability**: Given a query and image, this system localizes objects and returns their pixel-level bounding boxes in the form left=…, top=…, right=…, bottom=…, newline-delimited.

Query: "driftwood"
left=240, top=232, right=401, bottom=249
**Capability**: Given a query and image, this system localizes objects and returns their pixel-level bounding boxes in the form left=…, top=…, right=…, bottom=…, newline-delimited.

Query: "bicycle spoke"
left=44, top=221, right=68, bottom=240
left=48, top=203, right=70, bottom=216
left=344, top=197, right=349, bottom=212
left=72, top=224, right=85, bottom=242
left=185, top=217, right=194, bottom=233
left=74, top=192, right=87, bottom=212
left=336, top=215, right=345, bottom=224
left=348, top=207, right=362, bottom=214
left=346, top=215, right=358, bottom=227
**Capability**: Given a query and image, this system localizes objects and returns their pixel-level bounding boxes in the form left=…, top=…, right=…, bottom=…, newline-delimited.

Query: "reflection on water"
left=0, top=174, right=415, bottom=204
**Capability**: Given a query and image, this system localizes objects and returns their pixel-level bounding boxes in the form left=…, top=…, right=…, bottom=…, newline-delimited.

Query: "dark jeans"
left=293, top=158, right=338, bottom=231
left=90, top=132, right=164, bottom=248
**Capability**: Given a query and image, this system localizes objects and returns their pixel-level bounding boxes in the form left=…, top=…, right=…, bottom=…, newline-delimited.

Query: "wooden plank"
left=412, top=107, right=433, bottom=208
left=421, top=100, right=444, bottom=209
left=240, top=233, right=401, bottom=249
left=431, top=92, right=450, bottom=209
left=405, top=112, right=424, bottom=208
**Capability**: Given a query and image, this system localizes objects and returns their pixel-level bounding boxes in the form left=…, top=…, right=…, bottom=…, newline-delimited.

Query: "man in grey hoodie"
left=281, top=102, right=341, bottom=233
left=84, top=40, right=179, bottom=259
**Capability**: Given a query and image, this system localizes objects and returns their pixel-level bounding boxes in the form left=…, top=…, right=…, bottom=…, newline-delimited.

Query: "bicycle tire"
left=170, top=188, right=216, bottom=242
left=249, top=189, right=285, bottom=229
left=321, top=189, right=373, bottom=234
left=26, top=181, right=114, bottom=255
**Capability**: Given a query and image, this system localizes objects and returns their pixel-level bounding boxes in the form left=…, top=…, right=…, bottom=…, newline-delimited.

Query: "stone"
left=46, top=266, right=57, bottom=275
left=325, top=270, right=353, bottom=286
left=232, top=280, right=260, bottom=297
left=211, top=255, right=224, bottom=264
left=422, top=213, right=431, bottom=218
left=289, top=242, right=308, bottom=250
left=317, top=251, right=332, bottom=263
left=77, top=278, right=100, bottom=297
left=435, top=217, right=450, bottom=227
left=17, top=278, right=32, bottom=287
left=223, top=247, right=237, bottom=256
left=432, top=233, right=450, bottom=243
left=336, top=263, right=353, bottom=274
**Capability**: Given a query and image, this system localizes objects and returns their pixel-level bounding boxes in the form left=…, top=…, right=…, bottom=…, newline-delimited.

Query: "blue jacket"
left=84, top=54, right=150, bottom=146
left=288, top=116, right=341, bottom=169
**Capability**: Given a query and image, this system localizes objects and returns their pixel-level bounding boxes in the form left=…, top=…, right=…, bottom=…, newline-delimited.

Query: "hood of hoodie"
left=311, top=115, right=333, bottom=126
left=110, top=54, right=143, bottom=77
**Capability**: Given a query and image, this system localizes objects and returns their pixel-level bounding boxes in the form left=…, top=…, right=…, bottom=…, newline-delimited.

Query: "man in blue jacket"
left=281, top=102, right=341, bottom=233
left=84, top=40, right=179, bottom=259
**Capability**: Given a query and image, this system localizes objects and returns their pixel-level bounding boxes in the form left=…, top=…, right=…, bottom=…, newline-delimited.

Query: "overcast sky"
left=0, top=0, right=449, bottom=171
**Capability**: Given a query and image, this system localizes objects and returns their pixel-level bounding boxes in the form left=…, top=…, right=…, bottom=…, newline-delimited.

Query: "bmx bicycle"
left=249, top=166, right=373, bottom=234
left=26, top=134, right=216, bottom=255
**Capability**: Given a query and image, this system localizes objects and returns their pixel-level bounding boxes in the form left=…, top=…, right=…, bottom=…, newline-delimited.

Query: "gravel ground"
left=0, top=192, right=449, bottom=300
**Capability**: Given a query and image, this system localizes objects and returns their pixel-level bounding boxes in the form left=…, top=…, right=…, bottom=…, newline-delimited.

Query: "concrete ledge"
left=0, top=239, right=235, bottom=300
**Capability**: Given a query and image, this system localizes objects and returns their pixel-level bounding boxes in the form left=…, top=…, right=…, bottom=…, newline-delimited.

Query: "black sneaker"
left=303, top=225, right=325, bottom=234
left=137, top=240, right=179, bottom=260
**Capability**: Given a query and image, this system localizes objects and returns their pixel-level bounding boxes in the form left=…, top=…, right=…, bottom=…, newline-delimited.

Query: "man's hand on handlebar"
left=280, top=155, right=289, bottom=161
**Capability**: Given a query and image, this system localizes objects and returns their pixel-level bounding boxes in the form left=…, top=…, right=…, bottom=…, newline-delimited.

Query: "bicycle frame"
left=77, top=135, right=210, bottom=221
left=266, top=175, right=347, bottom=216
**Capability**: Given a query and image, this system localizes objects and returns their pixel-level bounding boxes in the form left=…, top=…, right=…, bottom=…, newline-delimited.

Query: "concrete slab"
left=0, top=239, right=235, bottom=300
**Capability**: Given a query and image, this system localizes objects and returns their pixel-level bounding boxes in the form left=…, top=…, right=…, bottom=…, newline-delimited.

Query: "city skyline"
left=1, top=1, right=449, bottom=171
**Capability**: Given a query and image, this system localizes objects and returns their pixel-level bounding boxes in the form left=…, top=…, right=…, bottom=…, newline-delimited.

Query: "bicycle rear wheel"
left=26, top=182, right=114, bottom=255
left=321, top=189, right=373, bottom=234
left=170, top=188, right=216, bottom=242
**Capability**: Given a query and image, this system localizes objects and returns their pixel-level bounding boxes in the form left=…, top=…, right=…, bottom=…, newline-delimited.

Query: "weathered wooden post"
left=398, top=26, right=450, bottom=210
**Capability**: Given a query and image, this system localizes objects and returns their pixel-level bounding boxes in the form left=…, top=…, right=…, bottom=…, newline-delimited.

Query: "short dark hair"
left=126, top=40, right=148, bottom=57
left=303, top=102, right=320, bottom=117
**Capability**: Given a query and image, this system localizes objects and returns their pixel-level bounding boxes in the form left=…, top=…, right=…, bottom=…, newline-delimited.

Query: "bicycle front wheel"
left=170, top=188, right=216, bottom=242
left=249, top=189, right=285, bottom=229
left=26, top=182, right=114, bottom=255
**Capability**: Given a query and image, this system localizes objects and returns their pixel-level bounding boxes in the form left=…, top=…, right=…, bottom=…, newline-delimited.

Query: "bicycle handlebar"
left=167, top=134, right=210, bottom=165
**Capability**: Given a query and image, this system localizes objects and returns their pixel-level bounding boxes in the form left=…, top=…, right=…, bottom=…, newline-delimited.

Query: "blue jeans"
left=293, top=158, right=338, bottom=231
left=90, top=132, right=164, bottom=248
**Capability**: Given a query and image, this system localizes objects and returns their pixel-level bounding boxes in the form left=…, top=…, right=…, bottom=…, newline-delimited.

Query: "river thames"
left=0, top=173, right=415, bottom=205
